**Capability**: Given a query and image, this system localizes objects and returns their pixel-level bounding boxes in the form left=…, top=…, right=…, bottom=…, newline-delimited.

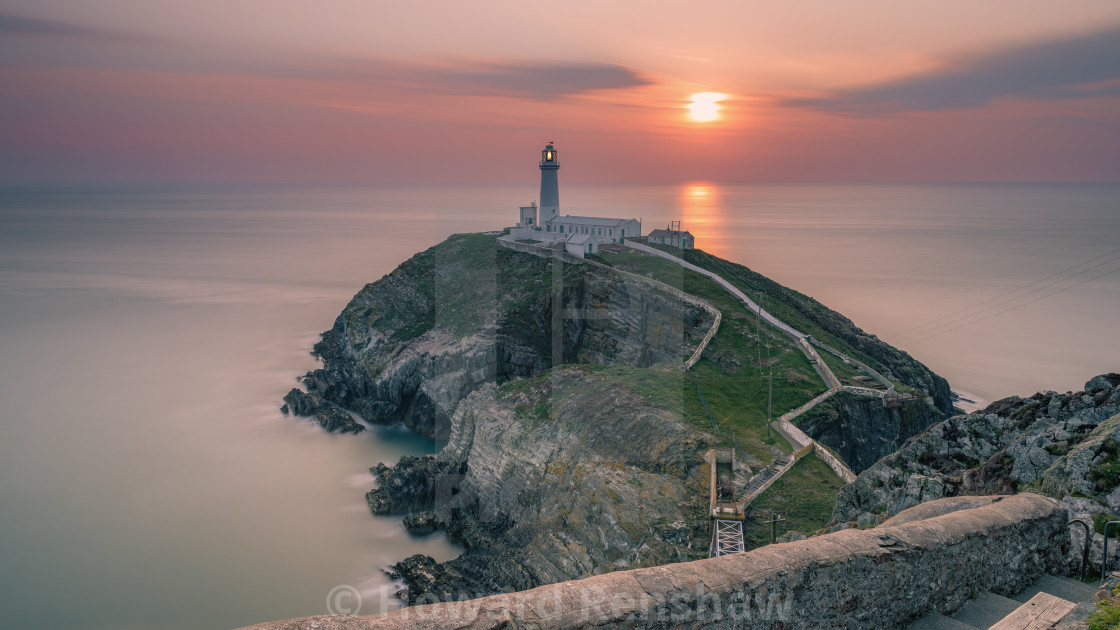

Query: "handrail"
left=1103, top=520, right=1120, bottom=577
left=1069, top=519, right=1091, bottom=583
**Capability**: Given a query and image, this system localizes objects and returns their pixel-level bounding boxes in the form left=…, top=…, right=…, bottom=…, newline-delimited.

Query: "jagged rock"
left=280, top=388, right=364, bottom=434
left=1040, top=412, right=1120, bottom=498
left=369, top=373, right=712, bottom=603
left=389, top=554, right=471, bottom=605
left=834, top=374, right=1120, bottom=553
left=402, top=511, right=440, bottom=535
left=1087, top=374, right=1120, bottom=394
left=856, top=512, right=879, bottom=528
left=365, top=456, right=465, bottom=516
left=776, top=530, right=807, bottom=542
left=794, top=391, right=943, bottom=473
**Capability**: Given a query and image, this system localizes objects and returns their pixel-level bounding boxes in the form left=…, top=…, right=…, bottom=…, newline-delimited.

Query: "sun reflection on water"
left=678, top=182, right=729, bottom=259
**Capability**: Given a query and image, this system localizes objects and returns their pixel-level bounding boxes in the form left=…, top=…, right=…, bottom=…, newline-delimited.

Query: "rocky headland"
left=282, top=232, right=957, bottom=602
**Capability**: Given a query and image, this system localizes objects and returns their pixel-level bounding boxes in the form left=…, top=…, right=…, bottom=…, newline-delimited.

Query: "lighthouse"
left=539, top=142, right=559, bottom=222
left=508, top=142, right=643, bottom=259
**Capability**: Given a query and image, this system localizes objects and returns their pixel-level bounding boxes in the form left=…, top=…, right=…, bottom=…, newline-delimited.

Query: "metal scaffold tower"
left=711, top=519, right=746, bottom=557
left=708, top=448, right=747, bottom=558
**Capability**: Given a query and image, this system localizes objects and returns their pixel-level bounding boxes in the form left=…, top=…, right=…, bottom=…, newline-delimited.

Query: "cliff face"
left=283, top=234, right=714, bottom=439
left=833, top=374, right=1120, bottom=526
left=795, top=392, right=943, bottom=473
left=371, top=367, right=712, bottom=603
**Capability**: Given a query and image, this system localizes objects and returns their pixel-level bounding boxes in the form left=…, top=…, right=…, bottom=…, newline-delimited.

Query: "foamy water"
left=0, top=182, right=1116, bottom=629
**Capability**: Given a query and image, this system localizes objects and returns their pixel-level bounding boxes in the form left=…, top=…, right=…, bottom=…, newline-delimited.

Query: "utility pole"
left=767, top=369, right=773, bottom=439
left=764, top=512, right=786, bottom=544
left=755, top=291, right=762, bottom=372
left=759, top=291, right=772, bottom=439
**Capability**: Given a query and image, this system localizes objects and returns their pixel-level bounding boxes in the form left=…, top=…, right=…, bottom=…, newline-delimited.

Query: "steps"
left=952, top=592, right=1023, bottom=629
left=909, top=613, right=980, bottom=630
left=1011, top=575, right=1096, bottom=605
left=740, top=452, right=791, bottom=498
left=907, top=574, right=1097, bottom=630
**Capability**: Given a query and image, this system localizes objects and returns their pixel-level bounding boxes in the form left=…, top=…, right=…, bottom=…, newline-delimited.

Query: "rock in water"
left=280, top=388, right=364, bottom=434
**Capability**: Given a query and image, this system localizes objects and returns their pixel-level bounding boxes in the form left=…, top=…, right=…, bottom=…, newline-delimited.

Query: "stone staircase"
left=740, top=452, right=791, bottom=498
left=908, top=575, right=1099, bottom=630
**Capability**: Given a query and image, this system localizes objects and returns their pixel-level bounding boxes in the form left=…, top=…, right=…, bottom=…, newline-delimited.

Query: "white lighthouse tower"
left=507, top=141, right=643, bottom=258
left=539, top=142, right=560, bottom=222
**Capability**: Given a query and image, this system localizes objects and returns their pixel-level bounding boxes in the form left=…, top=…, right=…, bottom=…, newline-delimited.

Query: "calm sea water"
left=0, top=182, right=1116, bottom=629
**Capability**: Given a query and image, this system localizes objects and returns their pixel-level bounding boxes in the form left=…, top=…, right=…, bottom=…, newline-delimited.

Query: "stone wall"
left=241, top=494, right=1067, bottom=630
left=497, top=236, right=585, bottom=265
left=812, top=442, right=858, bottom=485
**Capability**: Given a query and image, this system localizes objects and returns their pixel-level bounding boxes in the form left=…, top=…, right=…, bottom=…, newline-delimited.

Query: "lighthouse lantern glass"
left=546, top=151, right=553, bottom=161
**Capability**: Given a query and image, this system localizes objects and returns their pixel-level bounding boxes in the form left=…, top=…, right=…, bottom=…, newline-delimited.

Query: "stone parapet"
left=241, top=493, right=1066, bottom=630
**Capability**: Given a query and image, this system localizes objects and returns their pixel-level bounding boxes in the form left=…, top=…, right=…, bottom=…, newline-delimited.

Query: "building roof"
left=565, top=233, right=593, bottom=244
left=548, top=215, right=638, bottom=226
left=648, top=229, right=694, bottom=238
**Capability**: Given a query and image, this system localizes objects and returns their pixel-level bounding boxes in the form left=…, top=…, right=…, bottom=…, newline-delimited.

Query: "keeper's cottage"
left=509, top=143, right=641, bottom=257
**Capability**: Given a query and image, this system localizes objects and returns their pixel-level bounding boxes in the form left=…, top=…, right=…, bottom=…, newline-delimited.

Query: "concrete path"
left=623, top=241, right=844, bottom=387
left=624, top=241, right=803, bottom=337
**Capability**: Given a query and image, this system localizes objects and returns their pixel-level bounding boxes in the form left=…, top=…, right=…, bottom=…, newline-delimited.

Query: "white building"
left=564, top=233, right=598, bottom=257
left=647, top=228, right=695, bottom=249
left=511, top=143, right=641, bottom=257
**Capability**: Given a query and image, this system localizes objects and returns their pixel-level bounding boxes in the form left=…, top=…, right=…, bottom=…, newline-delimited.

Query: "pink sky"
left=2, top=1, right=1119, bottom=183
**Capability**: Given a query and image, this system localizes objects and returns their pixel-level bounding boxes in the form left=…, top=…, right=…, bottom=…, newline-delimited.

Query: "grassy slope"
left=742, top=453, right=847, bottom=546
left=642, top=243, right=901, bottom=376
left=593, top=247, right=825, bottom=465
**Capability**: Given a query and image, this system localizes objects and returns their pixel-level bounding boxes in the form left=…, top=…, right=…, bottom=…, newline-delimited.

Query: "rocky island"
left=281, top=231, right=953, bottom=603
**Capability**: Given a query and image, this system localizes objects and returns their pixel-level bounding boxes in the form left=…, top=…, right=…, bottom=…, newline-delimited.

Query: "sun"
left=687, top=92, right=726, bottom=122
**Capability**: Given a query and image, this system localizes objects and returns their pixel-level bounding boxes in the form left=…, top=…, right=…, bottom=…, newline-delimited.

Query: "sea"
left=0, top=182, right=1117, bottom=629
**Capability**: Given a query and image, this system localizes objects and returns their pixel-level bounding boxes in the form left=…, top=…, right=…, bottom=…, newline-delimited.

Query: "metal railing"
left=1104, top=520, right=1120, bottom=577
left=1069, top=519, right=1091, bottom=583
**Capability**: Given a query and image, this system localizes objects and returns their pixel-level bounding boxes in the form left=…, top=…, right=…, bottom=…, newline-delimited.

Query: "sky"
left=2, top=1, right=1120, bottom=184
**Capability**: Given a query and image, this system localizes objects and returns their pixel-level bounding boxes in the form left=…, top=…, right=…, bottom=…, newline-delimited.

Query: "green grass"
left=1089, top=585, right=1120, bottom=630
left=595, top=247, right=828, bottom=463
left=642, top=244, right=896, bottom=371
left=743, top=453, right=845, bottom=546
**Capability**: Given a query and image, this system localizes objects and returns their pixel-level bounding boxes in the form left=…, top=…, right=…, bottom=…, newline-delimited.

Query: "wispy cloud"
left=787, top=27, right=1120, bottom=114
left=0, top=12, right=150, bottom=43
left=443, top=61, right=651, bottom=97
left=309, top=58, right=652, bottom=99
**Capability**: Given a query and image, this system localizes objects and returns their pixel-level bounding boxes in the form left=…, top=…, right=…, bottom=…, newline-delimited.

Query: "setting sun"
left=687, top=92, right=727, bottom=122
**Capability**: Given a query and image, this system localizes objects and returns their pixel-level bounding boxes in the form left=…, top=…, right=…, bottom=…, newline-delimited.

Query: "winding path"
left=624, top=241, right=802, bottom=336
left=621, top=242, right=867, bottom=503
left=623, top=241, right=840, bottom=388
